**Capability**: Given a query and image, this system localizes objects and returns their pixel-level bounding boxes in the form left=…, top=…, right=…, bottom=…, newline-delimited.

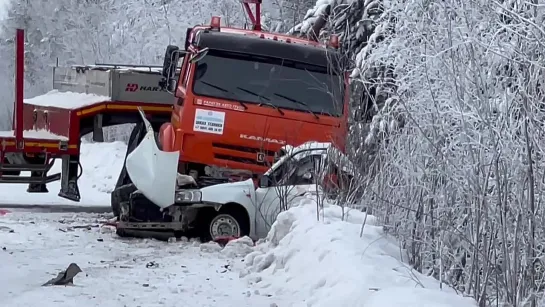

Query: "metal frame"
left=242, top=0, right=262, bottom=31
left=14, top=29, right=24, bottom=148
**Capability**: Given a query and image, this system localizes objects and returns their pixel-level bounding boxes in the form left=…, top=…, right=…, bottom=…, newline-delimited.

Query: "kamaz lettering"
left=239, top=134, right=286, bottom=145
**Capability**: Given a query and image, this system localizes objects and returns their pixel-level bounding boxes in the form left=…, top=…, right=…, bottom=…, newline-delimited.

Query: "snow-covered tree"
left=290, top=0, right=387, bottom=173
left=265, top=0, right=315, bottom=33
left=296, top=0, right=545, bottom=305
left=0, top=0, right=77, bottom=128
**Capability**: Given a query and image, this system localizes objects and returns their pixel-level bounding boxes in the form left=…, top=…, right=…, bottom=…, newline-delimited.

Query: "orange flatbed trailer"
left=0, top=29, right=173, bottom=201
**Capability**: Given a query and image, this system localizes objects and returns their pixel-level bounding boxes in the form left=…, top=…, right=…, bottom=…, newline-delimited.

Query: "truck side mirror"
left=184, top=27, right=192, bottom=50
left=162, top=45, right=181, bottom=78
left=258, top=175, right=271, bottom=188
left=189, top=47, right=209, bottom=64
left=161, top=45, right=186, bottom=92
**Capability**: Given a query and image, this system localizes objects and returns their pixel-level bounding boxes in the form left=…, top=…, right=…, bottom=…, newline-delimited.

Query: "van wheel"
left=196, top=207, right=249, bottom=242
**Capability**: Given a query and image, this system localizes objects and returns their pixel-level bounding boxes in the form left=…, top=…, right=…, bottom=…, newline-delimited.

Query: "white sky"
left=0, top=0, right=7, bottom=20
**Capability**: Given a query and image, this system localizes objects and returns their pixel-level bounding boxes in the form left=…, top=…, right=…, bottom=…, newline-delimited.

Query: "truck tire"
left=196, top=206, right=250, bottom=242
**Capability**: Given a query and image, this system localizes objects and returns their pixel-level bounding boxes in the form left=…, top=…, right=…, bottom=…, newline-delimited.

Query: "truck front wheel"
left=196, top=205, right=250, bottom=242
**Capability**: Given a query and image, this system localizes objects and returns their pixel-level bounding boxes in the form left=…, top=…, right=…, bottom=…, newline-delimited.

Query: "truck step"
left=0, top=172, right=61, bottom=184
left=0, top=163, right=52, bottom=172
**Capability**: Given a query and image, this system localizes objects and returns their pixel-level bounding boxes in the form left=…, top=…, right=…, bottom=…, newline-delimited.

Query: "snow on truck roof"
left=196, top=26, right=326, bottom=48
left=24, top=90, right=110, bottom=110
left=0, top=129, right=68, bottom=141
left=77, top=64, right=163, bottom=74
left=195, top=30, right=341, bottom=68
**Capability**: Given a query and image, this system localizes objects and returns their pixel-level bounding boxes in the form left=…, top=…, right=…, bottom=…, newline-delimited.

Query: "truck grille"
left=213, top=154, right=268, bottom=166
left=212, top=143, right=276, bottom=167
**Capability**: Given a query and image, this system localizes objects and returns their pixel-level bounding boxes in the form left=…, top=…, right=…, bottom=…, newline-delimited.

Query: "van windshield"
left=191, top=50, right=344, bottom=117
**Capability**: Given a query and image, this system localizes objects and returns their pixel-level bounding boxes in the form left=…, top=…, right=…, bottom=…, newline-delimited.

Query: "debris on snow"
left=221, top=236, right=255, bottom=258
left=199, top=241, right=223, bottom=253
left=0, top=225, right=13, bottom=232
left=42, top=263, right=82, bottom=286
left=145, top=261, right=159, bottom=269
left=1, top=211, right=286, bottom=307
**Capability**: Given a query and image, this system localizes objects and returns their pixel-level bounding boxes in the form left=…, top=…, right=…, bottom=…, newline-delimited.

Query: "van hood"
left=125, top=108, right=180, bottom=209
left=200, top=179, right=255, bottom=204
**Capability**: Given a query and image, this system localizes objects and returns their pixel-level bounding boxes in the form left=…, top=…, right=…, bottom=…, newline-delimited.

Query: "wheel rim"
left=209, top=214, right=240, bottom=240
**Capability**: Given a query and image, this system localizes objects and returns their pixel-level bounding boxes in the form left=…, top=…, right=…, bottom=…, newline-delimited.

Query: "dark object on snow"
left=214, top=236, right=239, bottom=247
left=146, top=261, right=159, bottom=268
left=42, top=263, right=82, bottom=286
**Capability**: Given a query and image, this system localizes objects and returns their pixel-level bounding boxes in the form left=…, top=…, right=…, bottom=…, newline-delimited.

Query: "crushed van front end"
left=116, top=188, right=204, bottom=240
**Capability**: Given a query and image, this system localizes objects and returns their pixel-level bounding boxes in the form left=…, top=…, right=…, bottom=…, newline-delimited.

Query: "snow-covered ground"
left=0, top=141, right=478, bottom=306
left=0, top=210, right=286, bottom=307
left=0, top=140, right=126, bottom=207
left=0, top=200, right=478, bottom=307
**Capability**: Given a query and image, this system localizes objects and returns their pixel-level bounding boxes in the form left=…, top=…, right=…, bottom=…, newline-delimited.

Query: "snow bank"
left=0, top=140, right=126, bottom=206
left=241, top=195, right=477, bottom=307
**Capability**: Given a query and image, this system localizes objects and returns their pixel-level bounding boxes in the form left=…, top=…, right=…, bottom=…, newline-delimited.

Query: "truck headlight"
left=175, top=190, right=202, bottom=203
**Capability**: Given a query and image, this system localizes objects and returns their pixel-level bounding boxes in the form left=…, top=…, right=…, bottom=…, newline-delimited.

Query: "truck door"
left=175, top=55, right=191, bottom=106
left=174, top=27, right=194, bottom=106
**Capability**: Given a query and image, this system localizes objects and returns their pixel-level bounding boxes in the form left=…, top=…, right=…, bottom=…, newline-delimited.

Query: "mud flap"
left=58, top=153, right=81, bottom=202
left=125, top=108, right=179, bottom=209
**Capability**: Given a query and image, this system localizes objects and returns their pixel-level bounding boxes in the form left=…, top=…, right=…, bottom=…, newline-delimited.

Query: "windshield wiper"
left=236, top=87, right=270, bottom=101
left=237, top=87, right=284, bottom=116
left=273, top=93, right=319, bottom=120
left=200, top=81, right=248, bottom=110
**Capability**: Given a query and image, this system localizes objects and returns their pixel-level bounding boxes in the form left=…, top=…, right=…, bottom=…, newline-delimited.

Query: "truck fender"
left=158, top=122, right=175, bottom=152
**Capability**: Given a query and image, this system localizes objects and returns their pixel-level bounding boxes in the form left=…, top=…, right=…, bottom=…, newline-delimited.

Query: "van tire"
left=195, top=206, right=250, bottom=242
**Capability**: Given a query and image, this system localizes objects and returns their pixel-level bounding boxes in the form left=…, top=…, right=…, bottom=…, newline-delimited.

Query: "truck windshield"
left=191, top=50, right=344, bottom=117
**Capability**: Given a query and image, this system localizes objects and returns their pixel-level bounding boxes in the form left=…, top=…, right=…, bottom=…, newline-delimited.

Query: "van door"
left=254, top=153, right=323, bottom=236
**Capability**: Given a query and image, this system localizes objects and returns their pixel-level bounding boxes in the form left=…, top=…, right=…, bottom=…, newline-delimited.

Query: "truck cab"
left=159, top=16, right=349, bottom=180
